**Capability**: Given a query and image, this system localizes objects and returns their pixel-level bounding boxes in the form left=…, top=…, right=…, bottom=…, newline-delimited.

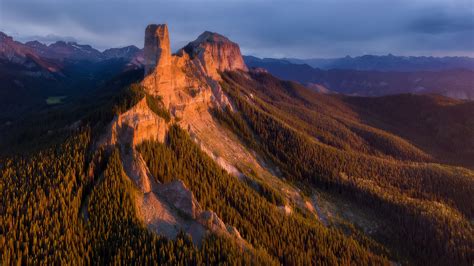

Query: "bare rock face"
left=94, top=98, right=167, bottom=193
left=157, top=180, right=201, bottom=219
left=141, top=24, right=248, bottom=110
left=198, top=211, right=227, bottom=232
left=96, top=98, right=167, bottom=149
left=93, top=24, right=254, bottom=248
left=182, top=31, right=248, bottom=79
left=144, top=24, right=171, bottom=75
left=142, top=24, right=200, bottom=109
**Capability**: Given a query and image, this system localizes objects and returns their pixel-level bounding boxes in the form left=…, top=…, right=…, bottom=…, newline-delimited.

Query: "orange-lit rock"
left=183, top=31, right=248, bottom=79
left=144, top=24, right=171, bottom=75
left=141, top=24, right=247, bottom=110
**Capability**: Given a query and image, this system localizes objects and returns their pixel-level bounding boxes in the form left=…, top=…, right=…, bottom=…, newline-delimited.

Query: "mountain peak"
left=0, top=31, right=13, bottom=41
left=144, top=24, right=171, bottom=75
left=143, top=23, right=247, bottom=81
left=49, top=40, right=67, bottom=47
left=141, top=22, right=239, bottom=111
left=193, top=31, right=232, bottom=44
left=103, top=45, right=141, bottom=60
left=182, top=29, right=247, bottom=77
left=25, top=40, right=46, bottom=48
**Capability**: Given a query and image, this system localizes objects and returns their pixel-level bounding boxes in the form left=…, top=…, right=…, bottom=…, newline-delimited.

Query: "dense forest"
left=0, top=129, right=278, bottom=265
left=0, top=73, right=274, bottom=264
left=1, top=67, right=473, bottom=265
left=138, top=125, right=389, bottom=265
left=218, top=71, right=474, bottom=265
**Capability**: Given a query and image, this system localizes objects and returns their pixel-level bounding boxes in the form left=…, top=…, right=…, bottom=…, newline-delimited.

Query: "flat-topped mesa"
left=144, top=24, right=171, bottom=75
left=182, top=31, right=248, bottom=79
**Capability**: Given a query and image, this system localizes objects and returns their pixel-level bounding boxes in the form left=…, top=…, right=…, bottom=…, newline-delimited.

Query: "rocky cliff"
left=139, top=24, right=272, bottom=186
left=94, top=23, right=257, bottom=246
left=183, top=31, right=248, bottom=79
left=141, top=24, right=247, bottom=110
left=93, top=23, right=316, bottom=252
left=144, top=24, right=172, bottom=75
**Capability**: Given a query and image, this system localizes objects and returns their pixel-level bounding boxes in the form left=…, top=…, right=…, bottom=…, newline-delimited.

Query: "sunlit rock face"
left=140, top=24, right=263, bottom=188
left=141, top=23, right=248, bottom=113
left=91, top=23, right=257, bottom=247
left=144, top=24, right=171, bottom=75
left=183, top=31, right=248, bottom=79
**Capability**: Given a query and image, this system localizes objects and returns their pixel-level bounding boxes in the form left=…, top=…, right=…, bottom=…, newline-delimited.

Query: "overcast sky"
left=1, top=0, right=473, bottom=58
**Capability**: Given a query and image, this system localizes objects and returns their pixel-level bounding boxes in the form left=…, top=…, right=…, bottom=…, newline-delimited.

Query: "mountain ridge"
left=284, top=54, right=474, bottom=71
left=245, top=55, right=474, bottom=100
left=1, top=24, right=473, bottom=265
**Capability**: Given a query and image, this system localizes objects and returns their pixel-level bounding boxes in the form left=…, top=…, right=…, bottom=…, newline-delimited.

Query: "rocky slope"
left=140, top=24, right=265, bottom=183
left=94, top=23, right=263, bottom=247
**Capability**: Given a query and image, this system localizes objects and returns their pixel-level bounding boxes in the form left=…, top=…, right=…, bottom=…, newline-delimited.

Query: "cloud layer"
left=1, top=0, right=473, bottom=58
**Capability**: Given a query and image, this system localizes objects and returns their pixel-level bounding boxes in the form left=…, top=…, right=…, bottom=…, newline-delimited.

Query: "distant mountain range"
left=244, top=56, right=474, bottom=100
left=284, top=54, right=474, bottom=72
left=1, top=30, right=473, bottom=125
left=1, top=32, right=143, bottom=67
left=0, top=31, right=144, bottom=122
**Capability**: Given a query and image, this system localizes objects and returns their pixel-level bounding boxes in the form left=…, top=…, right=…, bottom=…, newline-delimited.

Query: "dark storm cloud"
left=0, top=0, right=473, bottom=57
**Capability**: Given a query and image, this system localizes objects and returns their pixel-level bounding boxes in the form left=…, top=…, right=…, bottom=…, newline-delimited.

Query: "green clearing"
left=46, top=96, right=67, bottom=105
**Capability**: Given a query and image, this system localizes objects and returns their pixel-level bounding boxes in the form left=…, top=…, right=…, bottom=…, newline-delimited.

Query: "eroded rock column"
left=144, top=24, right=171, bottom=75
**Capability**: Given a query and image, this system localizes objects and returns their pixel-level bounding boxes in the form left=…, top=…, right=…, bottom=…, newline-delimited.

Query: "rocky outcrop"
left=141, top=24, right=247, bottom=109
left=144, top=24, right=171, bottom=75
left=134, top=177, right=247, bottom=246
left=96, top=98, right=168, bottom=148
left=135, top=190, right=207, bottom=244
left=93, top=97, right=167, bottom=193
left=157, top=180, right=201, bottom=219
left=197, top=211, right=227, bottom=233
left=95, top=23, right=258, bottom=248
left=182, top=31, right=248, bottom=79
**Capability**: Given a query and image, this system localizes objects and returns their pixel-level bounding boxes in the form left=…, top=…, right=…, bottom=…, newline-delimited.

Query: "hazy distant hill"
left=285, top=54, right=474, bottom=71
left=244, top=56, right=474, bottom=100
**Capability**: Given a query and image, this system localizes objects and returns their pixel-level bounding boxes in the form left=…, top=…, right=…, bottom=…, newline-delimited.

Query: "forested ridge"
left=0, top=67, right=473, bottom=265
left=218, top=71, right=474, bottom=265
left=0, top=129, right=279, bottom=265
left=0, top=124, right=388, bottom=265
left=138, top=125, right=389, bottom=265
left=0, top=77, right=277, bottom=264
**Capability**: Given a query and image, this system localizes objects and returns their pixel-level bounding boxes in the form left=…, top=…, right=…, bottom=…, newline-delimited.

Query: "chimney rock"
left=144, top=24, right=171, bottom=75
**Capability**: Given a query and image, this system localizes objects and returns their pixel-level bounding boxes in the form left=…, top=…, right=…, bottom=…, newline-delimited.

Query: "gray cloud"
left=408, top=9, right=474, bottom=34
left=0, top=0, right=473, bottom=57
